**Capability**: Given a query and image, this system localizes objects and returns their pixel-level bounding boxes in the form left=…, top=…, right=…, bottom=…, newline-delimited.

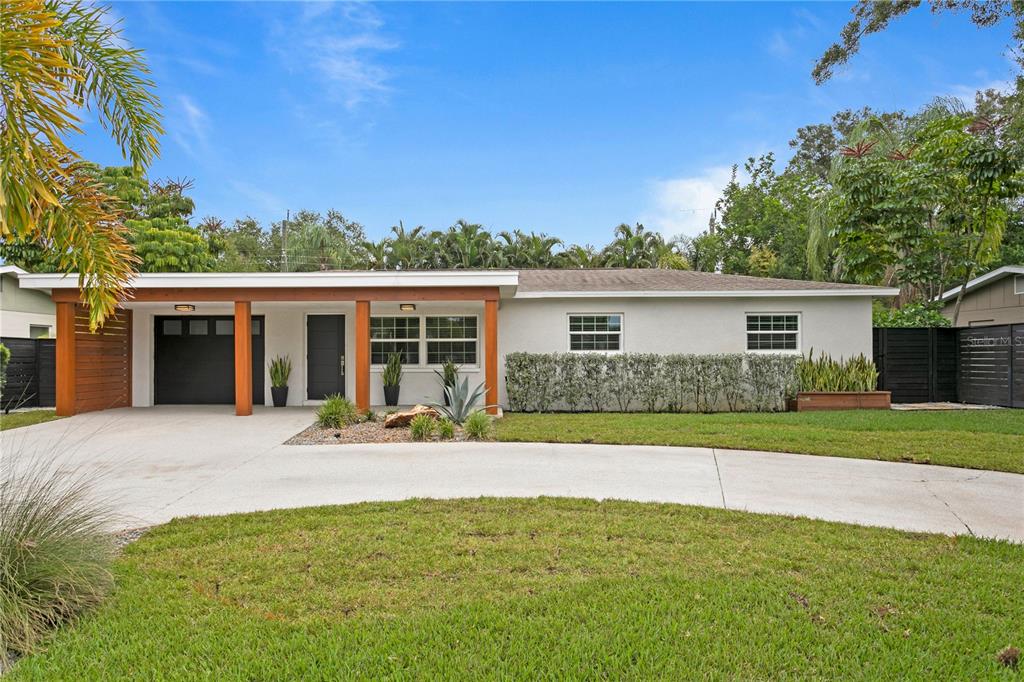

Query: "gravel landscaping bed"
left=285, top=420, right=467, bottom=445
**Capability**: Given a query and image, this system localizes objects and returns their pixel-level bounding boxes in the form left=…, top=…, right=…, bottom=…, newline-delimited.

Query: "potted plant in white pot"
left=382, top=352, right=403, bottom=407
left=269, top=355, right=292, bottom=407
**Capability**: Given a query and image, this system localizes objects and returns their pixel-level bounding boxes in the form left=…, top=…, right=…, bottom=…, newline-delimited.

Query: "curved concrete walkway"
left=2, top=406, right=1021, bottom=541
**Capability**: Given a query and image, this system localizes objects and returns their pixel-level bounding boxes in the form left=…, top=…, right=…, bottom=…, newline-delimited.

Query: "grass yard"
left=497, top=410, right=1024, bottom=474
left=0, top=410, right=62, bottom=432
left=9, top=499, right=1024, bottom=680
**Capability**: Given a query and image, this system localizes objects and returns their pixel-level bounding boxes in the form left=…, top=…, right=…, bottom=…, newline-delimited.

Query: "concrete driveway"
left=2, top=406, right=1022, bottom=541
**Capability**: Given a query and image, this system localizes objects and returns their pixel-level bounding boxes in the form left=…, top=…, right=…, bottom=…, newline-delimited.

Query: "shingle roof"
left=515, top=269, right=891, bottom=294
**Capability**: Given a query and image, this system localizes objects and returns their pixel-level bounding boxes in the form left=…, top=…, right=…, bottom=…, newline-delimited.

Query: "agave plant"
left=429, top=376, right=495, bottom=424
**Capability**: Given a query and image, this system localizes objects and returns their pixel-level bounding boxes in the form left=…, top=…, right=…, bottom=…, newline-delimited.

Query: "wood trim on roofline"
left=50, top=286, right=502, bottom=303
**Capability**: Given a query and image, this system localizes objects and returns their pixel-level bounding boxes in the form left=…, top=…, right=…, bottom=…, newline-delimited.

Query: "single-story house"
left=938, top=265, right=1024, bottom=327
left=0, top=265, right=56, bottom=339
left=16, top=269, right=898, bottom=417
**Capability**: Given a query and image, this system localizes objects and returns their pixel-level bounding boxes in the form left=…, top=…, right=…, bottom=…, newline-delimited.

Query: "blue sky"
left=77, top=1, right=1015, bottom=244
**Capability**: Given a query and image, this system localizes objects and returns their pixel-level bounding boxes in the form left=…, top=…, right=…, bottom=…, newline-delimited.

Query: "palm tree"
left=445, top=220, right=503, bottom=268
left=498, top=230, right=563, bottom=267
left=559, top=244, right=600, bottom=269
left=2, top=0, right=162, bottom=327
left=601, top=223, right=667, bottom=268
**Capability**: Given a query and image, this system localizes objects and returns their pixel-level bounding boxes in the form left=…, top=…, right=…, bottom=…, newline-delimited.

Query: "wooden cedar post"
left=355, top=300, right=370, bottom=411
left=485, top=298, right=498, bottom=415
left=234, top=301, right=252, bottom=416
left=55, top=302, right=77, bottom=416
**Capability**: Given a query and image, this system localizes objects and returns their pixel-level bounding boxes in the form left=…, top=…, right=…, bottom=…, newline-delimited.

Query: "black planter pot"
left=271, top=386, right=288, bottom=407
left=383, top=384, right=401, bottom=407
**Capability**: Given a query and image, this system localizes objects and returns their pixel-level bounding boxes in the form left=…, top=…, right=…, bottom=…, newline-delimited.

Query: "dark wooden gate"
left=1, top=337, right=56, bottom=409
left=873, top=328, right=958, bottom=403
left=958, top=324, right=1023, bottom=408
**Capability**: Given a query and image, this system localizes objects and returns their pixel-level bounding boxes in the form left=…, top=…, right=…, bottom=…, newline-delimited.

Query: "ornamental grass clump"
left=463, top=411, right=493, bottom=440
left=436, top=418, right=455, bottom=440
left=1, top=457, right=116, bottom=656
left=797, top=350, right=879, bottom=393
left=315, top=394, right=360, bottom=429
left=409, top=414, right=436, bottom=441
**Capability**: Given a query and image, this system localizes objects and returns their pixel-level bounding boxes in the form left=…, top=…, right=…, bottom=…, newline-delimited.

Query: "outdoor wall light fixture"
left=400, top=303, right=416, bottom=312
left=174, top=304, right=195, bottom=312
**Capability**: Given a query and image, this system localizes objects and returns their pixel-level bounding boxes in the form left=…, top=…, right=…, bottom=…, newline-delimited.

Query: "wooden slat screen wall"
left=74, top=305, right=132, bottom=413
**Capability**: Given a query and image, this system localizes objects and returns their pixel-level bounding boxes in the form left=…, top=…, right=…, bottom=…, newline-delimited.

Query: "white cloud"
left=766, top=32, right=792, bottom=59
left=229, top=181, right=286, bottom=217
left=947, top=78, right=1013, bottom=105
left=272, top=2, right=399, bottom=110
left=172, top=95, right=210, bottom=159
left=642, top=167, right=735, bottom=239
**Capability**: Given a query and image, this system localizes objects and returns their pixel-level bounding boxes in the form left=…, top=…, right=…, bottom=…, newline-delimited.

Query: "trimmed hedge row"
left=504, top=352, right=800, bottom=413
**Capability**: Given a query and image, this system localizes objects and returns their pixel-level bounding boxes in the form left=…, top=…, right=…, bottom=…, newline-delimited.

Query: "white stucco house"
left=0, top=265, right=56, bottom=339
left=16, top=268, right=898, bottom=416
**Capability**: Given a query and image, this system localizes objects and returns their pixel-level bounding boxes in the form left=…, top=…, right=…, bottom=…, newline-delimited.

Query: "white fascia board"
left=513, top=288, right=901, bottom=299
left=0, top=265, right=28, bottom=277
left=18, top=270, right=521, bottom=290
left=937, top=265, right=1024, bottom=302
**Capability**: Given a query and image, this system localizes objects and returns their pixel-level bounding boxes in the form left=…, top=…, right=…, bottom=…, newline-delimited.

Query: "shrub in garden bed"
left=316, top=394, right=361, bottom=428
left=504, top=352, right=800, bottom=413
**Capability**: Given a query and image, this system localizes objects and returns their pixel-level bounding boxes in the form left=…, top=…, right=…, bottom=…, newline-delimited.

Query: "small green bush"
left=463, top=411, right=493, bottom=440
left=436, top=418, right=455, bottom=440
left=1, top=457, right=115, bottom=655
left=316, top=394, right=359, bottom=429
left=363, top=409, right=377, bottom=423
left=410, top=413, right=435, bottom=441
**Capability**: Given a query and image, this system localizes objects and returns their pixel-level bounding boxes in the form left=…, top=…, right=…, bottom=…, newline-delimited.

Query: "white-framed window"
left=568, top=313, right=623, bottom=352
left=29, top=325, right=51, bottom=339
left=370, top=315, right=480, bottom=366
left=426, top=315, right=478, bottom=365
left=370, top=316, right=420, bottom=365
left=746, top=313, right=800, bottom=351
left=1014, top=274, right=1023, bottom=295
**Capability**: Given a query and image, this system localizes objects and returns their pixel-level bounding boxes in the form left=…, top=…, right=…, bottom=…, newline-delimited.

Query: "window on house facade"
left=370, top=316, right=420, bottom=364
left=29, top=325, right=51, bottom=339
left=426, top=315, right=478, bottom=365
left=746, top=313, right=799, bottom=351
left=568, top=314, right=622, bottom=351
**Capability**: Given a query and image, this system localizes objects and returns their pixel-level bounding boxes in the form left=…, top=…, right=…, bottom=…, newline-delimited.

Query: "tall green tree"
left=813, top=1, right=1022, bottom=84
left=809, top=105, right=1023, bottom=317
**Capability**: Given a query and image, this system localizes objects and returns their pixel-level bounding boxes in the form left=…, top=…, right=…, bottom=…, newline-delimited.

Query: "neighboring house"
left=17, top=269, right=898, bottom=417
left=0, top=265, right=56, bottom=339
left=938, top=265, right=1024, bottom=327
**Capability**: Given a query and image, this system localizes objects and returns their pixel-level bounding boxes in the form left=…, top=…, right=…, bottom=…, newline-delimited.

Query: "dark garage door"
left=155, top=316, right=264, bottom=405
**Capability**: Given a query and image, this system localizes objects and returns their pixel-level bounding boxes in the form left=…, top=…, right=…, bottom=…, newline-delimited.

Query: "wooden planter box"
left=787, top=391, right=891, bottom=412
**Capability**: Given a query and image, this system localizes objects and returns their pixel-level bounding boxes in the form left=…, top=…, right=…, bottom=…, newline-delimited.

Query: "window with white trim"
left=568, top=314, right=622, bottom=351
left=426, top=316, right=478, bottom=365
left=370, top=316, right=420, bottom=364
left=1015, top=274, right=1023, bottom=295
left=746, top=313, right=799, bottom=351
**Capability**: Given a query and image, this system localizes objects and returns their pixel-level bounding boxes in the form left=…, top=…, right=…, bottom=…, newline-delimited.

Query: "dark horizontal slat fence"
left=873, top=328, right=958, bottom=403
left=957, top=325, right=1021, bottom=408
left=1, top=337, right=56, bottom=409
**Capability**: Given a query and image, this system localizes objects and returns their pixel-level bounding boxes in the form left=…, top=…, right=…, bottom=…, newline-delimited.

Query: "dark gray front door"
left=307, top=315, right=345, bottom=400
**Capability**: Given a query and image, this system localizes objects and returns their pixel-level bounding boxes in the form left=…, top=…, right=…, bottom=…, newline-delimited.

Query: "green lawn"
left=497, top=410, right=1024, bottom=473
left=9, top=499, right=1023, bottom=679
left=0, top=410, right=62, bottom=431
